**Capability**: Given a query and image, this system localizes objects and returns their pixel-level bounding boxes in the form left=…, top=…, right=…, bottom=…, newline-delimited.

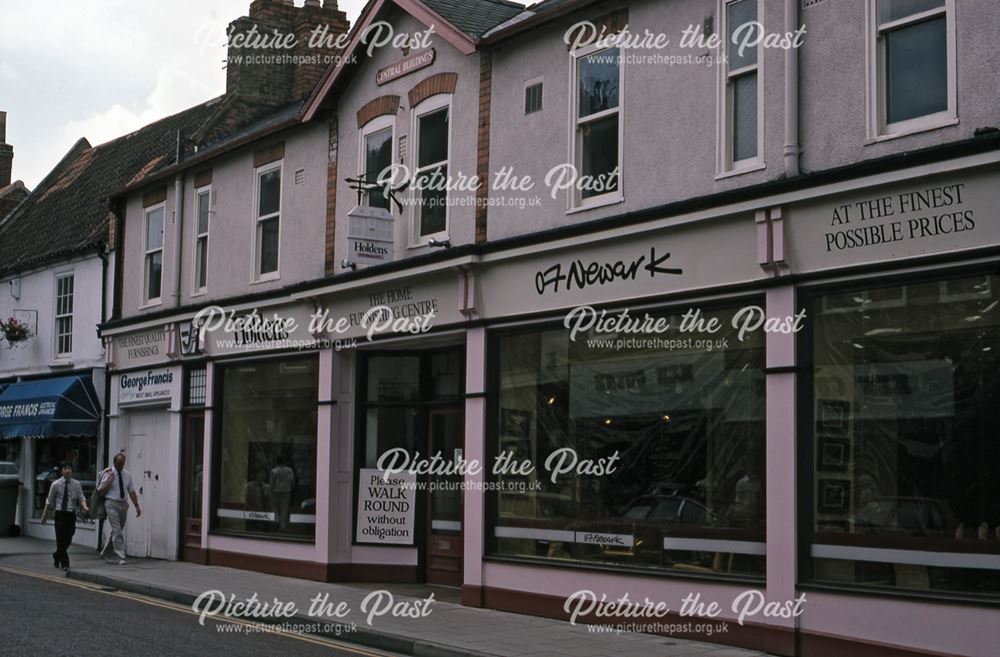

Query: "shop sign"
left=376, top=48, right=435, bottom=85
left=119, top=368, right=174, bottom=406
left=177, top=320, right=202, bottom=357
left=478, top=214, right=764, bottom=318
left=113, top=328, right=166, bottom=370
left=356, top=468, right=416, bottom=545
left=786, top=167, right=1000, bottom=273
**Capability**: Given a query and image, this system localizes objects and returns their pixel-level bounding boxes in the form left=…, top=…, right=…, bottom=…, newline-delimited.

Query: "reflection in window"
left=216, top=357, right=317, bottom=538
left=574, top=48, right=621, bottom=202
left=490, top=306, right=766, bottom=577
left=876, top=0, right=948, bottom=126
left=809, top=273, right=1000, bottom=596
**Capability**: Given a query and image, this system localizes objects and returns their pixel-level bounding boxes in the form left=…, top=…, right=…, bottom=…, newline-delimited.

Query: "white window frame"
left=192, top=184, right=211, bottom=296
left=142, top=203, right=165, bottom=306
left=716, top=0, right=765, bottom=178
left=252, top=161, right=282, bottom=282
left=358, top=115, right=396, bottom=210
left=409, top=94, right=452, bottom=247
left=568, top=41, right=625, bottom=213
left=53, top=271, right=74, bottom=357
left=865, top=0, right=957, bottom=142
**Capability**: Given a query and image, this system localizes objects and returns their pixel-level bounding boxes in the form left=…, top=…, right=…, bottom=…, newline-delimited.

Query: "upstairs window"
left=869, top=0, right=955, bottom=138
left=143, top=205, right=164, bottom=303
left=54, top=273, right=74, bottom=356
left=414, top=97, right=450, bottom=242
left=255, top=164, right=281, bottom=278
left=572, top=45, right=622, bottom=207
left=719, top=0, right=762, bottom=174
left=194, top=186, right=210, bottom=293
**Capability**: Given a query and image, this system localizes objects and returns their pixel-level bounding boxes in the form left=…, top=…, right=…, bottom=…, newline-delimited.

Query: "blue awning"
left=0, top=376, right=100, bottom=439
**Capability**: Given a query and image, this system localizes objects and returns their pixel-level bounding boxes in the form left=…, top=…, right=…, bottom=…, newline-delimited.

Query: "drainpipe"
left=783, top=0, right=800, bottom=177
left=171, top=130, right=186, bottom=308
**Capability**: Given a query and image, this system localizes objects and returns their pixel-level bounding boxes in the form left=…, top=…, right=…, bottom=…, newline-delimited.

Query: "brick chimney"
left=0, top=111, right=13, bottom=188
left=226, top=0, right=349, bottom=104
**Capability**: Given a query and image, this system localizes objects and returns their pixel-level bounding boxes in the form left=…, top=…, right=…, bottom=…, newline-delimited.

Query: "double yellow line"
left=0, top=565, right=392, bottom=657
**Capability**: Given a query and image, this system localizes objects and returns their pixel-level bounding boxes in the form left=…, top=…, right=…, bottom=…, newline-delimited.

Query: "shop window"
left=805, top=273, right=1000, bottom=596
left=255, top=164, right=281, bottom=278
left=186, top=367, right=206, bottom=407
left=194, top=186, right=210, bottom=293
left=489, top=305, right=766, bottom=577
left=33, top=437, right=97, bottom=524
left=143, top=205, right=164, bottom=303
left=718, top=0, right=762, bottom=174
left=571, top=45, right=621, bottom=207
left=215, top=357, right=317, bottom=539
left=54, top=273, right=74, bottom=356
left=413, top=98, right=450, bottom=242
left=361, top=118, right=393, bottom=211
left=868, top=0, right=955, bottom=139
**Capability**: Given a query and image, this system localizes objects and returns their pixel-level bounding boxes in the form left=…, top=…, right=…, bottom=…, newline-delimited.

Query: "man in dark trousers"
left=40, top=461, right=89, bottom=570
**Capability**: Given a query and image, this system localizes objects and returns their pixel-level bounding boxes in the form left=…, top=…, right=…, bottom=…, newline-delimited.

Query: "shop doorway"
left=426, top=407, right=464, bottom=586
left=180, top=412, right=205, bottom=562
left=124, top=410, right=170, bottom=559
left=358, top=348, right=465, bottom=586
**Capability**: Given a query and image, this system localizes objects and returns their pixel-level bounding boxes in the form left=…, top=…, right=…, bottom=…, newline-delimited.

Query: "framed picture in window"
left=817, top=399, right=850, bottom=435
left=819, top=479, right=850, bottom=513
left=817, top=436, right=850, bottom=473
left=500, top=408, right=531, bottom=440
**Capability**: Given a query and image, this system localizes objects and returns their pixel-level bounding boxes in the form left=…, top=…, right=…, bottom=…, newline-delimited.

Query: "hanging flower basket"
left=1, top=317, right=33, bottom=347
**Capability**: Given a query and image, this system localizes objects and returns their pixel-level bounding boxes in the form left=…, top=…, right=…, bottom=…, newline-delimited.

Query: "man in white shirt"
left=97, top=452, right=141, bottom=564
left=40, top=461, right=89, bottom=570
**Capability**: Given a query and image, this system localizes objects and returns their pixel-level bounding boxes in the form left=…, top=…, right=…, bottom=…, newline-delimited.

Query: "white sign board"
left=356, top=468, right=416, bottom=545
left=118, top=369, right=174, bottom=406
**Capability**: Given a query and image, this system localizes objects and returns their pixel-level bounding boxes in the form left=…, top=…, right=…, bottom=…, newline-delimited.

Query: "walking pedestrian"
left=40, top=461, right=89, bottom=570
left=97, top=452, right=141, bottom=565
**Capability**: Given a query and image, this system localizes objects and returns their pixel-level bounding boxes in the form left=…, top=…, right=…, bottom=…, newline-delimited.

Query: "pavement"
left=0, top=536, right=770, bottom=657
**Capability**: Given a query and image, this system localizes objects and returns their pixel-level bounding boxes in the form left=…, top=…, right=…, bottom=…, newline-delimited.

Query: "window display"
left=215, top=357, right=318, bottom=539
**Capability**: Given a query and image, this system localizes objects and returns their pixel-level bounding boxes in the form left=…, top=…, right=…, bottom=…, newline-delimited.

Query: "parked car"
left=0, top=461, right=19, bottom=482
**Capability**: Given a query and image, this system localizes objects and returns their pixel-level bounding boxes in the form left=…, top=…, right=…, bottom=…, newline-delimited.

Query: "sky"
left=0, top=0, right=368, bottom=189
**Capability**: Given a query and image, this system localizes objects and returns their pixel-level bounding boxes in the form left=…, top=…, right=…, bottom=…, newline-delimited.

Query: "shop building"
left=292, top=0, right=1000, bottom=655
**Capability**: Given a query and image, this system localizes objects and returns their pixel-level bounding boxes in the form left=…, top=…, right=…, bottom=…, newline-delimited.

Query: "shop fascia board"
left=100, top=294, right=301, bottom=338
left=477, top=149, right=1000, bottom=267
left=288, top=254, right=480, bottom=300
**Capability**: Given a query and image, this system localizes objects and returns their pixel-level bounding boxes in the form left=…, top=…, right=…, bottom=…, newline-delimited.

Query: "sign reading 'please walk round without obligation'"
left=356, top=468, right=416, bottom=544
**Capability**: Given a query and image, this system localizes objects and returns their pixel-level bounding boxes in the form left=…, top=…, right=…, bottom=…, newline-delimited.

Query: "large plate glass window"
left=489, top=305, right=766, bottom=577
left=215, top=357, right=318, bottom=539
left=805, top=272, right=1000, bottom=596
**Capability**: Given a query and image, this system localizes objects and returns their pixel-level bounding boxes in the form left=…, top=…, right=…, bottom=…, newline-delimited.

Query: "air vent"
left=294, top=168, right=305, bottom=185
left=525, top=82, right=543, bottom=114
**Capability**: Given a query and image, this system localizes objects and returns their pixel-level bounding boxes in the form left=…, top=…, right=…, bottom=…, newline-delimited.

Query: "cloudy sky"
left=0, top=0, right=367, bottom=189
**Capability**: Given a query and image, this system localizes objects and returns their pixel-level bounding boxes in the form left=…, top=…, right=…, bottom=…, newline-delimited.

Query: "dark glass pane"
left=733, top=72, right=758, bottom=161
left=727, top=0, right=758, bottom=70
left=217, top=358, right=318, bottom=538
left=879, top=0, right=944, bottom=23
left=147, top=251, right=162, bottom=300
left=578, top=48, right=620, bottom=117
left=418, top=109, right=448, bottom=168
left=490, top=307, right=766, bottom=577
left=258, top=169, right=281, bottom=217
left=364, top=406, right=420, bottom=468
left=146, top=208, right=164, bottom=250
left=886, top=17, right=947, bottom=124
left=418, top=165, right=447, bottom=236
left=579, top=115, right=619, bottom=200
left=365, top=127, right=393, bottom=210
left=197, top=191, right=210, bottom=234
left=196, top=237, right=208, bottom=289
left=259, top=217, right=279, bottom=274
left=367, top=356, right=421, bottom=402
left=810, top=274, right=1000, bottom=596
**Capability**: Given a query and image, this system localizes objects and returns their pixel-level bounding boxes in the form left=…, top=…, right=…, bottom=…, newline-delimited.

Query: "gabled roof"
left=0, top=100, right=219, bottom=277
left=303, top=0, right=526, bottom=121
left=419, top=0, right=524, bottom=38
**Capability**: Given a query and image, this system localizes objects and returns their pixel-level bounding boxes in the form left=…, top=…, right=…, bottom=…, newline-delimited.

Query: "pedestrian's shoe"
left=117, top=559, right=127, bottom=565
left=53, top=553, right=59, bottom=569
